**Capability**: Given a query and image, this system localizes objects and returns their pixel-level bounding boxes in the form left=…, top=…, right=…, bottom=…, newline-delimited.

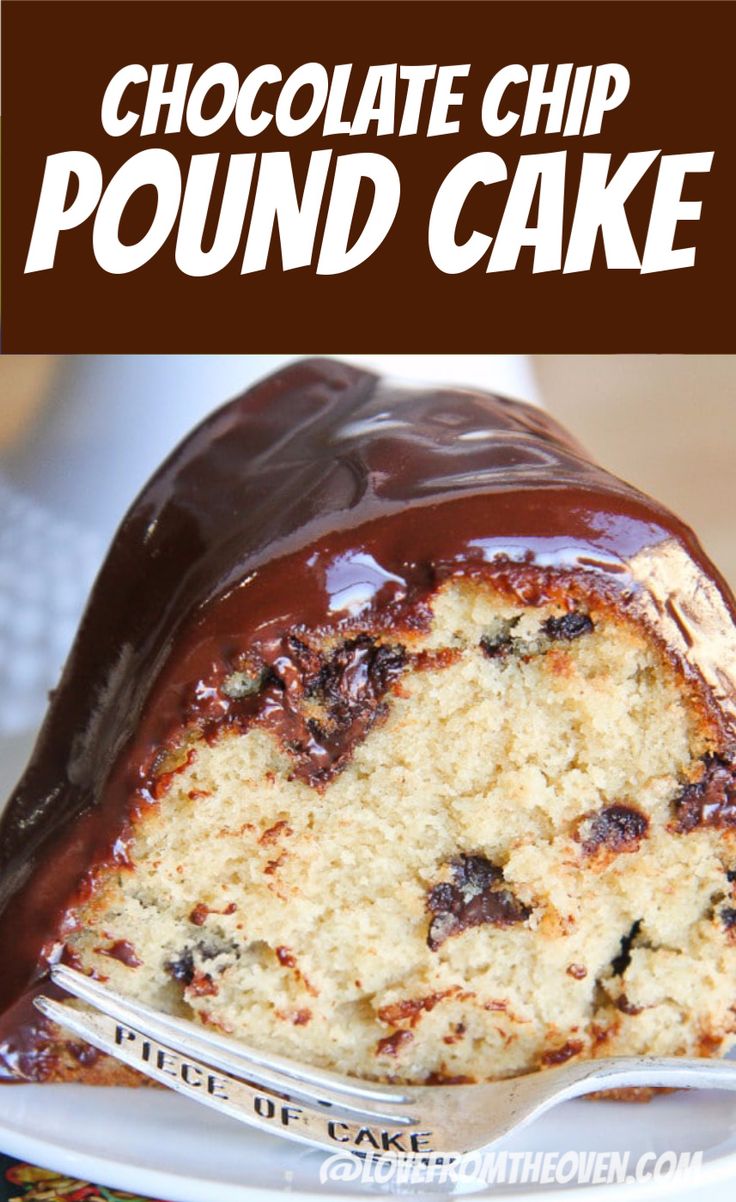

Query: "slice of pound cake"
left=2, top=357, right=736, bottom=1087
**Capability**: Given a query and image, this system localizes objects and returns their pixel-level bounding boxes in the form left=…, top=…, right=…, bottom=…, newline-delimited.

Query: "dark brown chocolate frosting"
left=2, top=357, right=736, bottom=1080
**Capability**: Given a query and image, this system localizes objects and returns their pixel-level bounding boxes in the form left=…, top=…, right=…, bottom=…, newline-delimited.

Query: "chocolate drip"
left=1, top=357, right=736, bottom=1079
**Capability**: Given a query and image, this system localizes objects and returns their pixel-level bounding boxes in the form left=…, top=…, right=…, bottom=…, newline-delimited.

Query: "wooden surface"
left=0, top=358, right=56, bottom=447
left=533, top=356, right=736, bottom=590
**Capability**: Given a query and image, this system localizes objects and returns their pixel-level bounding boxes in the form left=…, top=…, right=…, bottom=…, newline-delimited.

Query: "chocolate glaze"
left=2, top=356, right=736, bottom=1080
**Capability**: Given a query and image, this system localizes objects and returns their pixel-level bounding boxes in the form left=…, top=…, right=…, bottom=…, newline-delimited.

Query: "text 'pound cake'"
left=1, top=358, right=736, bottom=1089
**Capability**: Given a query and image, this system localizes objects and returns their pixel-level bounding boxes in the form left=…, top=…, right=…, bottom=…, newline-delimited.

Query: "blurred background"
left=0, top=353, right=734, bottom=792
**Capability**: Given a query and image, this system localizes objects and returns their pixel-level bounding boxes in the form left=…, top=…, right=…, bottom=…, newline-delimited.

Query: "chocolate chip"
left=166, top=935, right=237, bottom=986
left=449, top=1022, right=466, bottom=1039
left=67, top=1041, right=102, bottom=1067
left=566, top=963, right=587, bottom=979
left=375, top=1030, right=414, bottom=1057
left=480, top=634, right=513, bottom=659
left=187, top=971, right=218, bottom=997
left=309, top=636, right=406, bottom=712
left=95, top=939, right=142, bottom=968
left=413, top=648, right=462, bottom=672
left=727, top=869, right=736, bottom=883
left=427, top=854, right=531, bottom=950
left=377, top=990, right=456, bottom=1027
left=611, top=920, right=641, bottom=976
left=543, top=613, right=594, bottom=641
left=578, top=805, right=649, bottom=855
left=721, top=907, right=736, bottom=930
left=259, top=820, right=292, bottom=846
left=616, top=994, right=643, bottom=1015
left=197, top=937, right=237, bottom=961
left=454, top=854, right=504, bottom=892
left=672, top=757, right=736, bottom=833
left=166, top=947, right=195, bottom=985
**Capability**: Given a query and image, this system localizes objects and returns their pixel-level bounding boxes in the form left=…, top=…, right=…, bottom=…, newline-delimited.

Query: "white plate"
left=1, top=1083, right=736, bottom=1202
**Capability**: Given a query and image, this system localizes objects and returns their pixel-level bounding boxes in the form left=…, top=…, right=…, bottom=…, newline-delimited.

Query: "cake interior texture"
left=60, top=576, right=736, bottom=1085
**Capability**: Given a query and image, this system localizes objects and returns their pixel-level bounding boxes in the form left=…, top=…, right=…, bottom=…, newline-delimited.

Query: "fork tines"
left=35, top=964, right=437, bottom=1158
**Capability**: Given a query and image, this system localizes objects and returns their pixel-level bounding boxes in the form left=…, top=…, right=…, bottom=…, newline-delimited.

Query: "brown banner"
left=2, top=0, right=735, bottom=351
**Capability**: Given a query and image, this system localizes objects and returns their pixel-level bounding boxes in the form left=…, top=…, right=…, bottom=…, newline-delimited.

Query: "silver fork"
left=36, top=964, right=736, bottom=1159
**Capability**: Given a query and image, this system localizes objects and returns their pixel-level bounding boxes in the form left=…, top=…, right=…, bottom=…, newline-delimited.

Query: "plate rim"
left=1, top=1086, right=736, bottom=1202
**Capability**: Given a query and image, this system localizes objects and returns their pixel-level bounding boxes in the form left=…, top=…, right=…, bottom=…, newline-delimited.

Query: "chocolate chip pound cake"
left=2, top=357, right=736, bottom=1088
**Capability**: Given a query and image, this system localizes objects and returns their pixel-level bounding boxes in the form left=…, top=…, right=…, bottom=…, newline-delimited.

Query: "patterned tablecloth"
left=0, top=1155, right=166, bottom=1202
left=0, top=477, right=160, bottom=1200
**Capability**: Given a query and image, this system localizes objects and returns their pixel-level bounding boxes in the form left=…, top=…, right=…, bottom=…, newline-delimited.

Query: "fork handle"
left=555, top=1055, right=736, bottom=1101
left=35, top=997, right=436, bottom=1158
